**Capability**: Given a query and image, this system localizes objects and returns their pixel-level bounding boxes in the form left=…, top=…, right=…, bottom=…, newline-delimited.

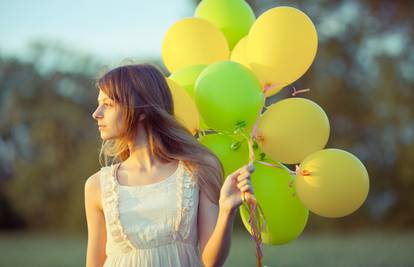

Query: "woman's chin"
left=99, top=132, right=109, bottom=141
left=100, top=132, right=117, bottom=141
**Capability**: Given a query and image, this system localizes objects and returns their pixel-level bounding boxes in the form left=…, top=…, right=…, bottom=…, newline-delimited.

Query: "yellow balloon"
left=295, top=149, right=370, bottom=218
left=230, top=36, right=250, bottom=70
left=162, top=18, right=230, bottom=73
left=256, top=97, right=329, bottom=164
left=167, top=79, right=200, bottom=134
left=231, top=37, right=283, bottom=97
left=247, top=6, right=318, bottom=96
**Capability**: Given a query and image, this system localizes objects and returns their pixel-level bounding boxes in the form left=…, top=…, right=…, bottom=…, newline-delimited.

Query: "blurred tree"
left=0, top=44, right=101, bottom=232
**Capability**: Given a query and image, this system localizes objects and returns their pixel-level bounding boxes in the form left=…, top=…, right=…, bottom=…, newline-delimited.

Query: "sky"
left=0, top=0, right=194, bottom=61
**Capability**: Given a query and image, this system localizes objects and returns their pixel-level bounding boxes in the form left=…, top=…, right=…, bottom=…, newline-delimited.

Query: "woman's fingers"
left=236, top=163, right=255, bottom=176
left=229, top=163, right=255, bottom=181
left=237, top=180, right=253, bottom=193
left=237, top=179, right=249, bottom=188
left=237, top=172, right=251, bottom=182
left=239, top=182, right=254, bottom=194
left=234, top=163, right=255, bottom=199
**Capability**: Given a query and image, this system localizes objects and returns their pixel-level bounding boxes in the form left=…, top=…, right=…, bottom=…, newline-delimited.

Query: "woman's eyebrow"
left=97, top=97, right=110, bottom=103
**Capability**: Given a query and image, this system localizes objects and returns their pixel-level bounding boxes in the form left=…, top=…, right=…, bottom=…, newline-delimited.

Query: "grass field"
left=0, top=230, right=413, bottom=267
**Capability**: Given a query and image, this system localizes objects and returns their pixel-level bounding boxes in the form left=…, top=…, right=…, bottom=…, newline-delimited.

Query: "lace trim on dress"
left=101, top=165, right=136, bottom=253
left=174, top=161, right=198, bottom=241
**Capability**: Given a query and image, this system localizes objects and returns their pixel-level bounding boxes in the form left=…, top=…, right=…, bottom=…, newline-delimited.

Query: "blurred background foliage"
left=0, top=0, right=413, bottom=238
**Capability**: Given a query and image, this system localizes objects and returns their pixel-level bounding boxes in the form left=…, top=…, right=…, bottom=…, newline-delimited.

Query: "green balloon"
left=240, top=163, right=308, bottom=245
left=195, top=61, right=263, bottom=134
left=169, top=64, right=207, bottom=99
left=199, top=133, right=249, bottom=178
left=195, top=0, right=255, bottom=50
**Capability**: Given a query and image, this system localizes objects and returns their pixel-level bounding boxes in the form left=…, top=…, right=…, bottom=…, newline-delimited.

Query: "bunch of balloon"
left=161, top=1, right=369, bottom=266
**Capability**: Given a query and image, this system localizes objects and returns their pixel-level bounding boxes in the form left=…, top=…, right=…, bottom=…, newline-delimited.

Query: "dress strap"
left=100, top=164, right=136, bottom=253
left=174, top=161, right=198, bottom=240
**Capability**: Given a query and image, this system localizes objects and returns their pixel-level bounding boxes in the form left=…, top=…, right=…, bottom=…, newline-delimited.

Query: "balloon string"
left=263, top=83, right=311, bottom=97
left=290, top=85, right=311, bottom=96
left=255, top=161, right=311, bottom=177
left=237, top=84, right=277, bottom=267
left=241, top=133, right=266, bottom=267
left=253, top=161, right=311, bottom=198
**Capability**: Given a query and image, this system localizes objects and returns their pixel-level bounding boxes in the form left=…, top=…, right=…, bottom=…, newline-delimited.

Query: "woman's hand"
left=219, top=162, right=255, bottom=214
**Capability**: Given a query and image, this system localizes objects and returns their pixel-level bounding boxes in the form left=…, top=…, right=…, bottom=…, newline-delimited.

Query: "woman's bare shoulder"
left=85, top=170, right=102, bottom=190
left=84, top=170, right=103, bottom=209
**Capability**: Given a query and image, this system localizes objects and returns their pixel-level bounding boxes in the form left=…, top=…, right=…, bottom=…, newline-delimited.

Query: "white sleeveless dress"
left=99, top=160, right=202, bottom=267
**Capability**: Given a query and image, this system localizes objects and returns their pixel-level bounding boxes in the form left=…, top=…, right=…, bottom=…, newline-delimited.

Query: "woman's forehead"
left=97, top=90, right=111, bottom=101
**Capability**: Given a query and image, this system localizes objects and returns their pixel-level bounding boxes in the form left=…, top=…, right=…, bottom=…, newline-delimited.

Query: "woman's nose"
left=92, top=107, right=102, bottom=120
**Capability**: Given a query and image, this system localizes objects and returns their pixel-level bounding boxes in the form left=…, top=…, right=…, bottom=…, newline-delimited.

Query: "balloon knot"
left=263, top=83, right=272, bottom=93
left=255, top=134, right=264, bottom=142
left=295, top=165, right=311, bottom=176
left=263, top=83, right=282, bottom=94
left=300, top=170, right=311, bottom=176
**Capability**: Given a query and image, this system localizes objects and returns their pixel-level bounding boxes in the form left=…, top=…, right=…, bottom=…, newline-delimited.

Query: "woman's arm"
left=198, top=160, right=254, bottom=267
left=84, top=172, right=107, bottom=267
left=198, top=190, right=237, bottom=267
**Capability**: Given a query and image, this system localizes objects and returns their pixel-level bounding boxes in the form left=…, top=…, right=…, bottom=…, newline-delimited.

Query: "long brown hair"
left=96, top=63, right=222, bottom=204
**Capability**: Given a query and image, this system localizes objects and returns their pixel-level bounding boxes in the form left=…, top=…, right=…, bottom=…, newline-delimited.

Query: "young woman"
left=85, top=64, right=254, bottom=267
